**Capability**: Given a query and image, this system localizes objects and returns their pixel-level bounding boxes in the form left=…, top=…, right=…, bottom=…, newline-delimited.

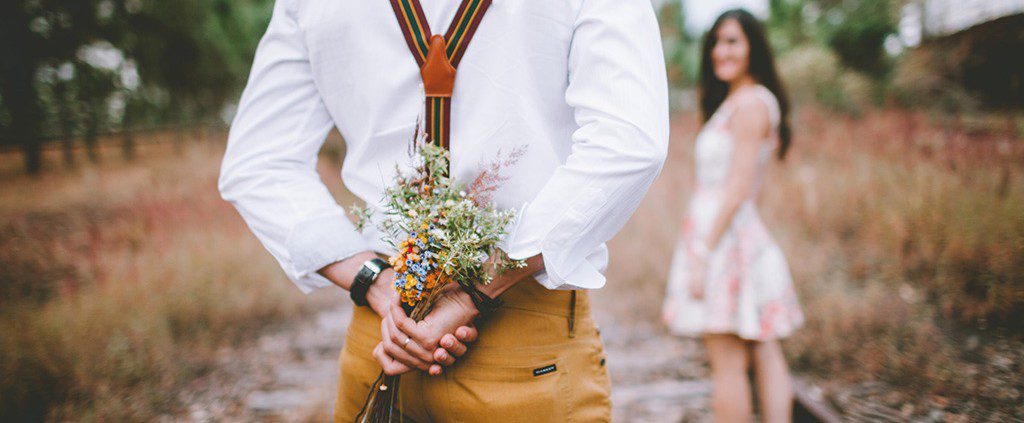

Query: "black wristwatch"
left=350, top=258, right=391, bottom=307
left=460, top=284, right=503, bottom=320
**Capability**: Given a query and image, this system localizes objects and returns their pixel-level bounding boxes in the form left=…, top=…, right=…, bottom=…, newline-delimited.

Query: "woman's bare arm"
left=701, top=92, right=770, bottom=252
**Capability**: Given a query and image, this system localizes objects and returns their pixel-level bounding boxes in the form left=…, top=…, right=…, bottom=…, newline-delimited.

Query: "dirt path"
left=175, top=289, right=715, bottom=422
left=172, top=297, right=349, bottom=422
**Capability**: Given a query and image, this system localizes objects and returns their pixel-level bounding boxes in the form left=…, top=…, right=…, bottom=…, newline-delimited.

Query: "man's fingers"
left=391, top=300, right=434, bottom=347
left=439, top=334, right=468, bottom=357
left=382, top=338, right=431, bottom=371
left=386, top=310, right=435, bottom=363
left=399, top=322, right=439, bottom=351
left=455, top=325, right=478, bottom=343
left=428, top=364, right=443, bottom=376
left=381, top=319, right=431, bottom=371
left=373, top=343, right=412, bottom=376
left=433, top=347, right=457, bottom=366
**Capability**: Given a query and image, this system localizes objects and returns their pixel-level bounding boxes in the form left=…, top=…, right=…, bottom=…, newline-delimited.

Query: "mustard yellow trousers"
left=334, top=281, right=612, bottom=422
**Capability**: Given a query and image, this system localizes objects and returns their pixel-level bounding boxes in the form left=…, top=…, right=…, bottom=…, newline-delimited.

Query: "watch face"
left=365, top=259, right=386, bottom=274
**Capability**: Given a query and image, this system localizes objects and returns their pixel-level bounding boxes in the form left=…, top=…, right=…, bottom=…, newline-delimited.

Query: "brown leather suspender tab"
left=389, top=0, right=492, bottom=150
left=421, top=35, right=456, bottom=98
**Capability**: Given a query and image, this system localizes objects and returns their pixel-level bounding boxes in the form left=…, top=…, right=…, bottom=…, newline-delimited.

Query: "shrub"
left=778, top=44, right=877, bottom=115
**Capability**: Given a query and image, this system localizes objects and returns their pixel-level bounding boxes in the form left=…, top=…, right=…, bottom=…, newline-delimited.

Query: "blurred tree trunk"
left=121, top=99, right=136, bottom=161
left=55, top=83, right=77, bottom=168
left=84, top=102, right=101, bottom=163
left=0, top=1, right=44, bottom=175
left=170, top=99, right=186, bottom=155
left=17, top=112, right=43, bottom=175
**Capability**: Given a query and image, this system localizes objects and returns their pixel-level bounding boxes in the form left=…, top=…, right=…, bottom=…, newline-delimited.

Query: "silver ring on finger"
left=403, top=337, right=411, bottom=347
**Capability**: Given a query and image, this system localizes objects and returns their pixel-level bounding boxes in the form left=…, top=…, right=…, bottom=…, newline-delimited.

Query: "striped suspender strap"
left=389, top=0, right=492, bottom=151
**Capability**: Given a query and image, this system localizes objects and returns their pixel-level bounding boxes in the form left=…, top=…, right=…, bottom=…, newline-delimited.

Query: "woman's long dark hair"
left=699, top=9, right=792, bottom=160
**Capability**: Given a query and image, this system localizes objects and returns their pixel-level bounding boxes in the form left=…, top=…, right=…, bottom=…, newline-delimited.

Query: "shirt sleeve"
left=504, top=0, right=670, bottom=290
left=218, top=0, right=372, bottom=294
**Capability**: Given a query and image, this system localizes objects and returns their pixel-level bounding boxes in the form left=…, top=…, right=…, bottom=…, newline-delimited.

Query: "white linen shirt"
left=218, top=0, right=670, bottom=294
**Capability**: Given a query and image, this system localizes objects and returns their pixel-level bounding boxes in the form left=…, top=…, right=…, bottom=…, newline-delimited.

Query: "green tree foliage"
left=658, top=0, right=701, bottom=89
left=767, top=0, right=811, bottom=52
left=117, top=0, right=272, bottom=123
left=817, top=0, right=896, bottom=76
left=0, top=0, right=273, bottom=174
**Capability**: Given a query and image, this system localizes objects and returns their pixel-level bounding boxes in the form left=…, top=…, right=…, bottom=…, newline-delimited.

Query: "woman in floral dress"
left=662, top=9, right=804, bottom=423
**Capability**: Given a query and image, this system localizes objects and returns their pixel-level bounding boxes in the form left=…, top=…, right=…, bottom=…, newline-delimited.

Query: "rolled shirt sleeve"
left=505, top=0, right=670, bottom=290
left=218, top=0, right=371, bottom=294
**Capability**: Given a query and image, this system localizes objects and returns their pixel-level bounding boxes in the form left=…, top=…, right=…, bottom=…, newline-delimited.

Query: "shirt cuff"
left=285, top=211, right=372, bottom=290
left=504, top=203, right=608, bottom=291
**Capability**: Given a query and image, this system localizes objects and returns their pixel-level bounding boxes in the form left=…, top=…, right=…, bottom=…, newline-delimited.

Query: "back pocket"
left=448, top=354, right=568, bottom=422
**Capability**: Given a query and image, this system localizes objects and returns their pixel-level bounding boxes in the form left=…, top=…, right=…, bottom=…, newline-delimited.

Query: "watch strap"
left=460, top=283, right=503, bottom=320
left=351, top=258, right=391, bottom=307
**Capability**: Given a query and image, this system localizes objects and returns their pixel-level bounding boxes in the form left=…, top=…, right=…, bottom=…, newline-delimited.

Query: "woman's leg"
left=750, top=340, right=793, bottom=423
left=704, top=334, right=753, bottom=423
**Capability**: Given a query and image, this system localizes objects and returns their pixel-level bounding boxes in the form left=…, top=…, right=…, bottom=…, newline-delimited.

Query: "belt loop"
left=568, top=291, right=577, bottom=338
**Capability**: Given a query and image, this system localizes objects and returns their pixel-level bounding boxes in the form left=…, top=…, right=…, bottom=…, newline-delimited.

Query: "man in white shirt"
left=219, top=0, right=668, bottom=420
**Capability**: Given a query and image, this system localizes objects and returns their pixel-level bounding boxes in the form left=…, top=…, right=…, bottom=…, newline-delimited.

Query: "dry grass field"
left=0, top=134, right=350, bottom=421
left=602, top=108, right=1023, bottom=418
left=1, top=107, right=1021, bottom=420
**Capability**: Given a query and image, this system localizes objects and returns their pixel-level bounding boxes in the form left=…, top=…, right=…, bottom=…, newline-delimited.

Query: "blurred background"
left=1, top=0, right=1021, bottom=421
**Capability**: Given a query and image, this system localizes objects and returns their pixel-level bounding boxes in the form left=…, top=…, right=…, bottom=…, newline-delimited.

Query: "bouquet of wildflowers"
left=352, top=136, right=525, bottom=422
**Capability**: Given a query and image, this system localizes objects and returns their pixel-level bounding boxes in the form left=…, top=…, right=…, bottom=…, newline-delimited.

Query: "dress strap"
left=751, top=85, right=781, bottom=129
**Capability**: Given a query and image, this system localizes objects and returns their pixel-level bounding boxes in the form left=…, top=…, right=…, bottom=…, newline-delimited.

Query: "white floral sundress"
left=662, top=85, right=804, bottom=341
